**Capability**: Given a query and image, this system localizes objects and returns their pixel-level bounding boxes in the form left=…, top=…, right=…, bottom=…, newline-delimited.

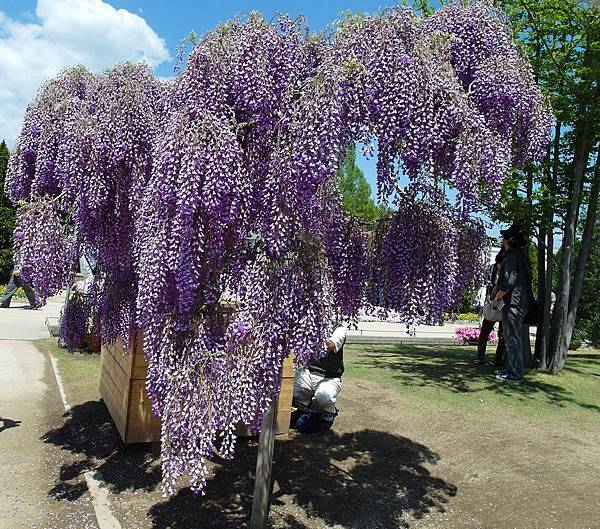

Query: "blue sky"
left=2, top=1, right=403, bottom=81
left=0, top=0, right=504, bottom=240
left=0, top=0, right=396, bottom=195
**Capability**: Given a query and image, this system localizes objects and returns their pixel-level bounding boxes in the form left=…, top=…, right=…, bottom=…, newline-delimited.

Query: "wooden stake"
left=250, top=395, right=279, bottom=529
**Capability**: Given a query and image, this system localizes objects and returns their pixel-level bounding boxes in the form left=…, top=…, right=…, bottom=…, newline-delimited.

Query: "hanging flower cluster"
left=5, top=3, right=551, bottom=494
left=323, top=202, right=369, bottom=319
left=370, top=193, right=488, bottom=326
left=12, top=200, right=75, bottom=306
left=377, top=194, right=458, bottom=326
left=59, top=291, right=89, bottom=352
left=450, top=219, right=488, bottom=310
left=5, top=66, right=98, bottom=205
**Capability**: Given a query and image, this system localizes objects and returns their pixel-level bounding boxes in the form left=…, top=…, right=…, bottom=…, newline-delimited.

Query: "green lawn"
left=42, top=337, right=600, bottom=433
left=41, top=338, right=101, bottom=406
left=344, top=343, right=600, bottom=430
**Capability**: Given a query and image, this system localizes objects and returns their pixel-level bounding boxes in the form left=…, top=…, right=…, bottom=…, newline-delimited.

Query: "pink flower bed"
left=455, top=326, right=497, bottom=344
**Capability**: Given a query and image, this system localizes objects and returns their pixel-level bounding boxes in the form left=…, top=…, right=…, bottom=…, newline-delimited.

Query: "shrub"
left=0, top=284, right=26, bottom=301
left=455, top=325, right=497, bottom=344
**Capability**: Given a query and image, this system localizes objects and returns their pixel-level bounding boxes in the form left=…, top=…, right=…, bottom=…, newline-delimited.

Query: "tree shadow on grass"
left=42, top=400, right=456, bottom=528
left=348, top=345, right=600, bottom=412
left=568, top=353, right=600, bottom=360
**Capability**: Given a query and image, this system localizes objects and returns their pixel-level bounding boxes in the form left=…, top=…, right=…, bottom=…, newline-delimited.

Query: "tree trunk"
left=539, top=226, right=554, bottom=369
left=535, top=122, right=561, bottom=369
left=533, top=227, right=546, bottom=366
left=526, top=166, right=534, bottom=207
left=536, top=227, right=546, bottom=303
left=548, top=89, right=599, bottom=373
left=564, top=152, right=600, bottom=347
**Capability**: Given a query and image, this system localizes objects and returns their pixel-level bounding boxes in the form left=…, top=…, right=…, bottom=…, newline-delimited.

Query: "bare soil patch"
left=41, top=341, right=600, bottom=528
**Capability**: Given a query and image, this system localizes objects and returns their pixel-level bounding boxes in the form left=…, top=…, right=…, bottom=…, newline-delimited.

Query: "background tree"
left=0, top=140, right=16, bottom=283
left=574, top=217, right=600, bottom=345
left=493, top=0, right=599, bottom=372
left=337, top=145, right=381, bottom=222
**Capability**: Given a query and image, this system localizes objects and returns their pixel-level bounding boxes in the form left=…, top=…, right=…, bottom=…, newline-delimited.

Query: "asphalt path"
left=0, top=297, right=99, bottom=529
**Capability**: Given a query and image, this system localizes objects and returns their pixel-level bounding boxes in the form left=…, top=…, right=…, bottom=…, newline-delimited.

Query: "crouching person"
left=292, top=324, right=346, bottom=432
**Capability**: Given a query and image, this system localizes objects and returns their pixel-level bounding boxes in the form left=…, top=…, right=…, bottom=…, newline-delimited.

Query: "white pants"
left=79, top=256, right=95, bottom=294
left=293, top=368, right=342, bottom=415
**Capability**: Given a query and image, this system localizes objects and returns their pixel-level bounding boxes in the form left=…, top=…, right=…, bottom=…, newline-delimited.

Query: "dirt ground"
left=0, top=340, right=98, bottom=529
left=35, top=342, right=600, bottom=529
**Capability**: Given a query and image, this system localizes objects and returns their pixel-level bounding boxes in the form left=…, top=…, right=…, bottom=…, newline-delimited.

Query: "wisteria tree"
left=5, top=2, right=551, bottom=494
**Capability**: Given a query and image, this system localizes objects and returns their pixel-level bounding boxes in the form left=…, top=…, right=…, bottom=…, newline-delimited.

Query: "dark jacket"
left=308, top=344, right=345, bottom=378
left=497, top=247, right=531, bottom=308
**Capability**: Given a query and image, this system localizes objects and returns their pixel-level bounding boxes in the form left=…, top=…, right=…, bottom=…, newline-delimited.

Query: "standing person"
left=0, top=250, right=36, bottom=309
left=79, top=253, right=97, bottom=294
left=492, top=225, right=530, bottom=383
left=293, top=323, right=346, bottom=432
left=474, top=248, right=505, bottom=364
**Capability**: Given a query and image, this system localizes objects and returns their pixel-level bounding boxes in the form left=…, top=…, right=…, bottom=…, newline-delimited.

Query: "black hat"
left=500, top=225, right=527, bottom=247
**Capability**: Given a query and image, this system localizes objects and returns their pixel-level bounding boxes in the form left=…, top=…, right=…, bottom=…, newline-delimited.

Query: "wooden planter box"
left=99, top=337, right=295, bottom=444
left=99, top=336, right=160, bottom=444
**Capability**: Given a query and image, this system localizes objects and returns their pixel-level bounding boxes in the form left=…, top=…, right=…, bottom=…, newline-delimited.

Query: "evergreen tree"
left=0, top=140, right=16, bottom=283
left=337, top=145, right=380, bottom=222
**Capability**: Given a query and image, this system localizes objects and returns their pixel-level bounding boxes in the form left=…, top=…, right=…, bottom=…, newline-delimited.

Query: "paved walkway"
left=0, top=294, right=64, bottom=340
left=0, top=298, right=98, bottom=529
left=1, top=292, right=514, bottom=345
left=348, top=320, right=536, bottom=344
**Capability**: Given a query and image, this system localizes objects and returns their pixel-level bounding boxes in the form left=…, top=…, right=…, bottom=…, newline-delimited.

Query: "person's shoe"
left=320, top=407, right=339, bottom=423
left=494, top=369, right=507, bottom=375
left=495, top=373, right=523, bottom=384
left=473, top=358, right=485, bottom=365
left=294, top=412, right=321, bottom=434
left=486, top=360, right=501, bottom=366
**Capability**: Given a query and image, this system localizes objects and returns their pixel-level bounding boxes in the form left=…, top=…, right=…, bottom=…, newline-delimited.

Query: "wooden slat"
left=100, top=344, right=131, bottom=443
left=129, top=405, right=160, bottom=421
left=101, top=386, right=126, bottom=438
left=100, top=369, right=128, bottom=418
left=101, top=351, right=130, bottom=398
left=281, top=354, right=295, bottom=378
left=102, top=341, right=134, bottom=377
left=125, top=409, right=161, bottom=443
left=100, top=349, right=128, bottom=398
left=133, top=349, right=148, bottom=367
left=100, top=385, right=126, bottom=430
left=125, top=371, right=161, bottom=443
left=99, top=369, right=127, bottom=440
left=130, top=364, right=148, bottom=380
left=274, top=410, right=292, bottom=435
left=129, top=379, right=153, bottom=406
left=125, top=420, right=161, bottom=443
left=277, top=388, right=293, bottom=410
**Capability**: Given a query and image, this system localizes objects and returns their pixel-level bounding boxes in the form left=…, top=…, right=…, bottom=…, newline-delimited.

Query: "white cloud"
left=0, top=0, right=170, bottom=146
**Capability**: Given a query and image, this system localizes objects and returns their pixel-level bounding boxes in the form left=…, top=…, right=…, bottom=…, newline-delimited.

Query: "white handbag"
left=483, top=297, right=504, bottom=322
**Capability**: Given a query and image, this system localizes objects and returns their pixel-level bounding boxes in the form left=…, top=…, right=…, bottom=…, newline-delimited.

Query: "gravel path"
left=0, top=304, right=99, bottom=529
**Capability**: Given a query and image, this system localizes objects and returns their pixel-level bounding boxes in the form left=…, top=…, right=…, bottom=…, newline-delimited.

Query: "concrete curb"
left=47, top=348, right=123, bottom=529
